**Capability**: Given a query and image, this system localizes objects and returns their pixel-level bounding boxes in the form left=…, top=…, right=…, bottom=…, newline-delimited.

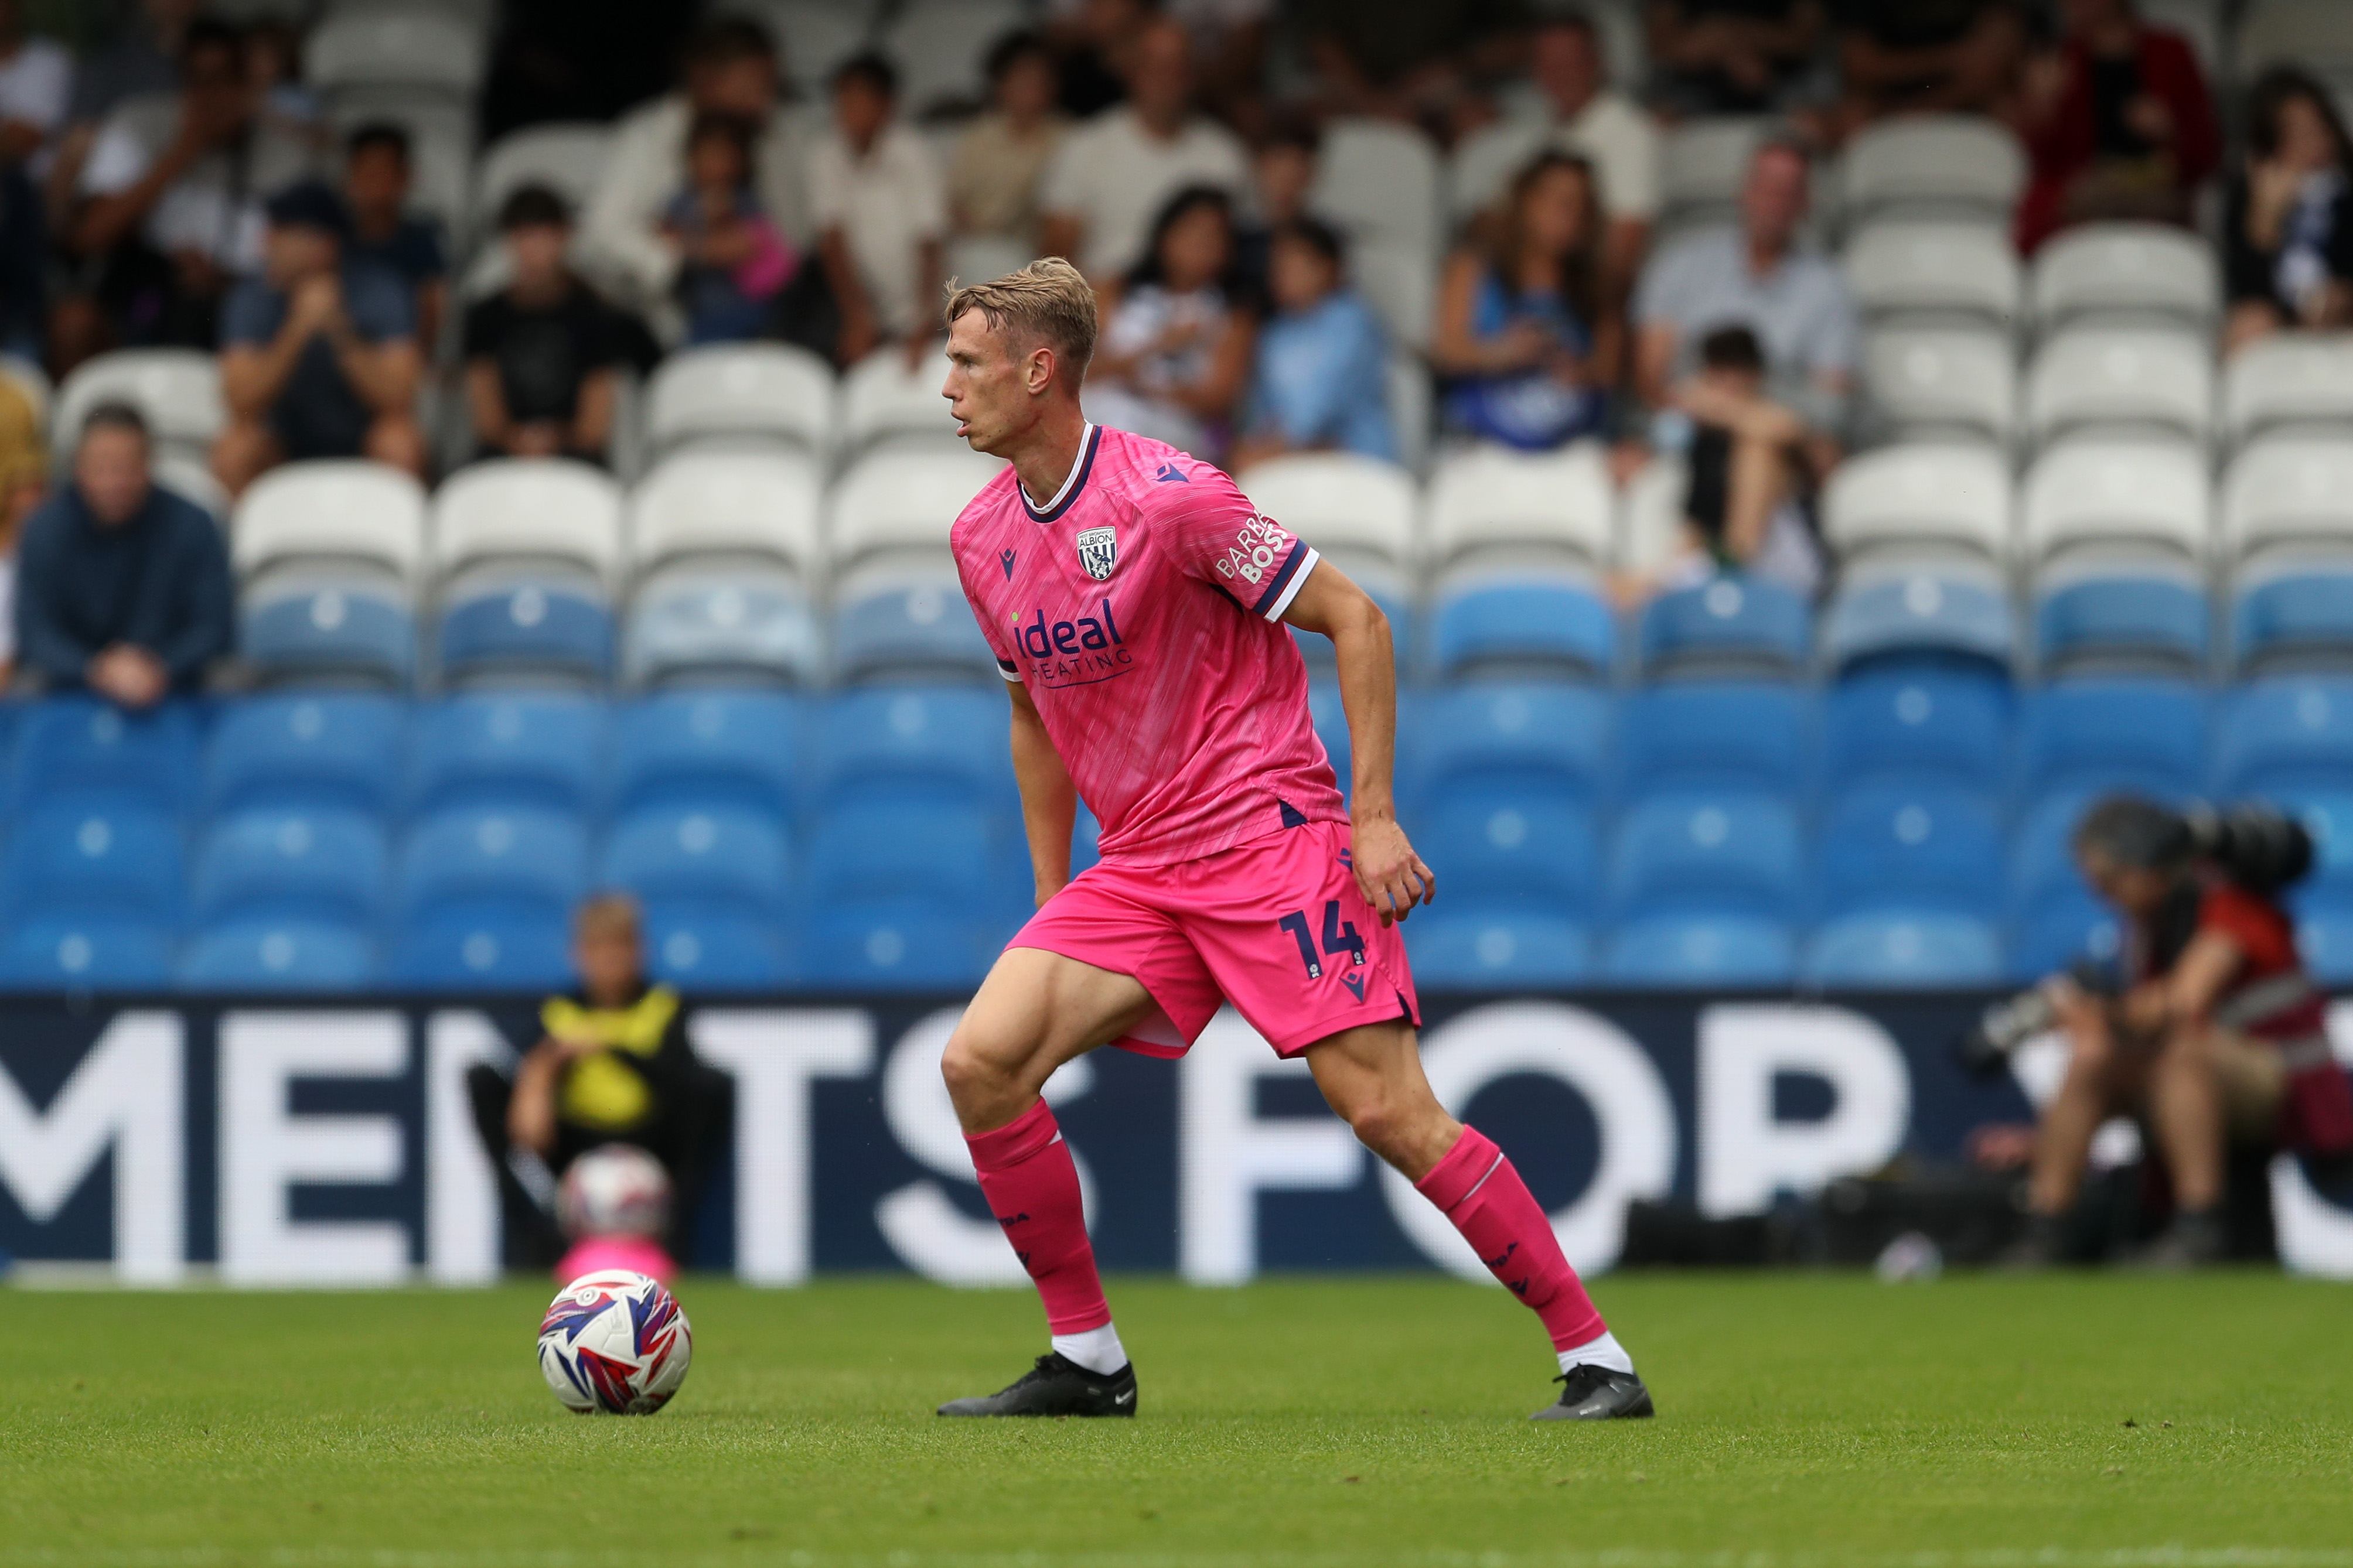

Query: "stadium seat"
left=471, top=122, right=611, bottom=239
left=230, top=459, right=427, bottom=589
left=2215, top=677, right=2353, bottom=795
left=2011, top=886, right=2124, bottom=983
left=2018, top=678, right=2207, bottom=798
left=429, top=459, right=623, bottom=589
left=807, top=797, right=993, bottom=910
left=9, top=698, right=202, bottom=814
left=1615, top=452, right=1688, bottom=582
left=2219, top=438, right=2353, bottom=563
left=1611, top=791, right=1804, bottom=921
left=1822, top=567, right=2016, bottom=674
left=841, top=342, right=959, bottom=455
left=1385, top=354, right=1433, bottom=472
left=1839, top=116, right=2025, bottom=223
left=395, top=805, right=589, bottom=923
left=1348, top=236, right=1437, bottom=355
left=597, top=804, right=793, bottom=920
left=1309, top=679, right=1351, bottom=800
left=1411, top=791, right=1597, bottom=914
left=2270, top=787, right=2353, bottom=897
left=241, top=576, right=418, bottom=689
left=1426, top=575, right=1613, bottom=682
left=154, top=452, right=228, bottom=522
left=1846, top=221, right=2021, bottom=327
left=176, top=920, right=376, bottom=992
left=2296, top=897, right=2353, bottom=985
left=623, top=563, right=821, bottom=689
left=640, top=907, right=790, bottom=992
left=1403, top=907, right=1590, bottom=990
left=2032, top=560, right=2211, bottom=676
left=1817, top=781, right=2004, bottom=920
left=1859, top=329, right=2016, bottom=450
left=2024, top=328, right=2213, bottom=452
left=389, top=911, right=572, bottom=992
left=0, top=915, right=174, bottom=991
left=204, top=694, right=408, bottom=817
left=192, top=808, right=390, bottom=927
left=1825, top=664, right=2013, bottom=790
left=2221, top=334, right=2353, bottom=449
left=303, top=6, right=483, bottom=98
left=879, top=0, right=1020, bottom=113
left=814, top=687, right=1008, bottom=811
left=2021, top=440, right=2209, bottom=566
left=0, top=801, right=183, bottom=919
left=2233, top=557, right=2353, bottom=674
left=53, top=349, right=223, bottom=463
left=1821, top=443, right=2011, bottom=568
left=828, top=447, right=1004, bottom=572
left=1804, top=913, right=2004, bottom=987
left=434, top=580, right=613, bottom=686
left=1444, top=118, right=1554, bottom=225
left=832, top=566, right=997, bottom=684
left=1398, top=684, right=1610, bottom=811
left=1237, top=453, right=1416, bottom=576
left=1657, top=116, right=1766, bottom=233
left=1422, top=443, right=1614, bottom=574
left=2028, top=222, right=2218, bottom=337
left=644, top=344, right=836, bottom=460
left=762, top=0, right=876, bottom=97
left=628, top=449, right=824, bottom=580
left=1602, top=915, right=1798, bottom=988
left=606, top=692, right=803, bottom=817
left=1294, top=564, right=1411, bottom=675
left=1636, top=575, right=1811, bottom=678
left=1309, top=117, right=1443, bottom=257
left=799, top=903, right=992, bottom=993
left=408, top=694, right=605, bottom=815
left=1617, top=681, right=1809, bottom=797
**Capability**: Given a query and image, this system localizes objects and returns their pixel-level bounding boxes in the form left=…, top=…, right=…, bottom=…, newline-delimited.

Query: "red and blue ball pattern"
left=536, top=1269, right=693, bottom=1415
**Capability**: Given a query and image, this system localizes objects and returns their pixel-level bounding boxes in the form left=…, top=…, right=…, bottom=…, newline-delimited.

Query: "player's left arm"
left=1282, top=560, right=1434, bottom=925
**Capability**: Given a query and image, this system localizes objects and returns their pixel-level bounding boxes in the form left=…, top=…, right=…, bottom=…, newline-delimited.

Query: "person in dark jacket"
left=2224, top=67, right=2353, bottom=357
left=13, top=400, right=230, bottom=704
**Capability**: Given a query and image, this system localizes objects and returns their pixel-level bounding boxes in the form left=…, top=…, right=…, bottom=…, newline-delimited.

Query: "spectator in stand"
left=1295, top=0, right=1523, bottom=131
left=14, top=402, right=230, bottom=705
left=2223, top=69, right=2353, bottom=358
left=64, top=0, right=195, bottom=131
left=466, top=185, right=653, bottom=464
left=1433, top=151, right=1613, bottom=453
left=1045, top=0, right=1147, bottom=121
left=1086, top=185, right=1252, bottom=459
left=947, top=32, right=1068, bottom=254
left=342, top=124, right=449, bottom=353
left=241, top=18, right=325, bottom=156
left=1649, top=325, right=1825, bottom=599
left=1039, top=16, right=1247, bottom=285
left=212, top=180, right=424, bottom=494
left=1452, top=13, right=1659, bottom=302
left=1818, top=0, right=2027, bottom=140
left=663, top=112, right=796, bottom=347
left=1232, top=115, right=1318, bottom=311
left=581, top=16, right=810, bottom=338
left=810, top=53, right=946, bottom=367
left=1634, top=134, right=1855, bottom=452
left=1233, top=217, right=1394, bottom=470
left=61, top=19, right=317, bottom=363
left=1646, top=0, right=1827, bottom=117
left=0, top=0, right=71, bottom=175
left=0, top=374, right=43, bottom=685
left=2014, top=0, right=2218, bottom=253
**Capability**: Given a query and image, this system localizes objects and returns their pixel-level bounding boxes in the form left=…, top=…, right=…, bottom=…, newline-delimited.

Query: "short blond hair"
left=943, top=258, right=1098, bottom=385
left=575, top=892, right=642, bottom=942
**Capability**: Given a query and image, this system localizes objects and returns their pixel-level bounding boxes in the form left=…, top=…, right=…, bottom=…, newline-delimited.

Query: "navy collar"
left=1020, top=422, right=1099, bottom=524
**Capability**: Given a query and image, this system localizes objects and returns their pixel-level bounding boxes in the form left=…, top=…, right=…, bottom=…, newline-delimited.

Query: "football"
left=536, top=1269, right=693, bottom=1415
left=556, top=1143, right=672, bottom=1240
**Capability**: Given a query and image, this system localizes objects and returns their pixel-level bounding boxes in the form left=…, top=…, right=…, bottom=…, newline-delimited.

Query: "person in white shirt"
left=810, top=53, right=945, bottom=368
left=1038, top=16, right=1248, bottom=284
left=0, top=0, right=70, bottom=176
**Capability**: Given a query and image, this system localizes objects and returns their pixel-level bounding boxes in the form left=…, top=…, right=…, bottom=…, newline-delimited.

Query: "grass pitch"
left=5, top=1272, right=2352, bottom=1567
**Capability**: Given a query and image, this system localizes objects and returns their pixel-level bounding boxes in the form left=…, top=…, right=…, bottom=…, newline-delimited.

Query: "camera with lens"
left=1955, top=961, right=2118, bottom=1078
left=2185, top=802, right=2314, bottom=897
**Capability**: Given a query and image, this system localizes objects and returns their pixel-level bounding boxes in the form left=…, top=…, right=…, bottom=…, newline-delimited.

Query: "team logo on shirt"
left=1075, top=525, right=1118, bottom=582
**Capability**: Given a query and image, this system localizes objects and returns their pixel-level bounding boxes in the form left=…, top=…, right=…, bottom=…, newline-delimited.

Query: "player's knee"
left=939, top=1029, right=1022, bottom=1114
left=1343, top=1091, right=1414, bottom=1162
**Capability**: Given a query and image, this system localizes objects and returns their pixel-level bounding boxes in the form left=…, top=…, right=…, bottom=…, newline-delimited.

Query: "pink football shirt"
left=952, top=423, right=1348, bottom=866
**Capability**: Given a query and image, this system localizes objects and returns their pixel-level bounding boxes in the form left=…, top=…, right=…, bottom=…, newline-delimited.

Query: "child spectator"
left=810, top=53, right=945, bottom=367
left=2224, top=68, right=2353, bottom=357
left=1234, top=218, right=1394, bottom=470
left=663, top=111, right=796, bottom=346
left=465, top=185, right=653, bottom=464
left=342, top=123, right=449, bottom=351
left=1232, top=116, right=1318, bottom=312
left=1663, top=325, right=1824, bottom=599
left=1086, top=184, right=1253, bottom=459
left=947, top=32, right=1068, bottom=251
left=1433, top=151, right=1612, bottom=453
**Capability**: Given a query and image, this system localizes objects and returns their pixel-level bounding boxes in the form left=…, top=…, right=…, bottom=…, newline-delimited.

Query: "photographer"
left=2006, top=795, right=2353, bottom=1268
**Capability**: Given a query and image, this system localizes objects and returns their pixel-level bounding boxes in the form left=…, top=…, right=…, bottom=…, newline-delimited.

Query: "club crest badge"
left=1075, top=525, right=1118, bottom=582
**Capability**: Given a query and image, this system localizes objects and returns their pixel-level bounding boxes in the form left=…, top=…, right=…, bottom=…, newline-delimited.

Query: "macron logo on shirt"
left=1154, top=463, right=1188, bottom=483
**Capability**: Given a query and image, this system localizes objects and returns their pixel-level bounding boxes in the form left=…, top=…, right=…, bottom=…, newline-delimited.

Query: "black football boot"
left=1530, top=1364, right=1655, bottom=1420
left=937, top=1352, right=1138, bottom=1417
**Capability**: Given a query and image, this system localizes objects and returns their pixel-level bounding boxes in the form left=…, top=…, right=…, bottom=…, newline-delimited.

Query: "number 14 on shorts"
left=1278, top=901, right=1365, bottom=981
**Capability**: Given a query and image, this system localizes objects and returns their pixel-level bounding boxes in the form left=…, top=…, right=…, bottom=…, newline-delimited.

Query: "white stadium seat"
left=430, top=458, right=624, bottom=586
left=1863, top=327, right=2017, bottom=447
left=1311, top=118, right=1443, bottom=258
left=2221, top=438, right=2353, bottom=561
left=644, top=343, right=836, bottom=459
left=753, top=0, right=877, bottom=98
left=1839, top=116, right=2025, bottom=224
left=2222, top=335, right=2353, bottom=447
left=1445, top=118, right=1547, bottom=224
left=882, top=0, right=1025, bottom=115
left=1385, top=356, right=1432, bottom=475
left=1659, top=117, right=1765, bottom=231
left=1823, top=444, right=2013, bottom=566
left=0, top=353, right=50, bottom=436
left=828, top=446, right=1004, bottom=569
left=473, top=124, right=612, bottom=236
left=2029, top=223, right=2218, bottom=337
left=947, top=233, right=1033, bottom=291
left=1616, top=453, right=1689, bottom=577
left=2024, top=327, right=2213, bottom=450
left=1845, top=221, right=2020, bottom=327
left=841, top=342, right=959, bottom=455
left=154, top=453, right=229, bottom=524
left=1423, top=443, right=1614, bottom=573
left=232, top=460, right=428, bottom=586
left=2021, top=440, right=2211, bottom=564
left=1237, top=453, right=1416, bottom=573
left=305, top=6, right=484, bottom=97
left=53, top=350, right=224, bottom=463
left=1349, top=238, right=1437, bottom=354
left=628, top=450, right=825, bottom=582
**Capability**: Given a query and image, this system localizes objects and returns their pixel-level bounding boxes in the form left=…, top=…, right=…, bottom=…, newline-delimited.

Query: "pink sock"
left=964, top=1099, right=1111, bottom=1334
left=1416, top=1125, right=1605, bottom=1351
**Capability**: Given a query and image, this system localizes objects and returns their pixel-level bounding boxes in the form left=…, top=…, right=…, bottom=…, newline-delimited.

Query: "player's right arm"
left=1007, top=678, right=1079, bottom=907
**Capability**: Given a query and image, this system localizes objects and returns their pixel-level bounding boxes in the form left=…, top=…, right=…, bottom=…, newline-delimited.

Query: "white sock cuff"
left=1052, top=1322, right=1128, bottom=1376
left=1557, top=1329, right=1634, bottom=1377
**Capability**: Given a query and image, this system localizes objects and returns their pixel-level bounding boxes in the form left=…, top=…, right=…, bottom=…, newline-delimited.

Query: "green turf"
left=5, top=1272, right=2352, bottom=1567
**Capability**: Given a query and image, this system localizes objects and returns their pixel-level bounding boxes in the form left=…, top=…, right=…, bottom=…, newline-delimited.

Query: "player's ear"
left=1026, top=344, right=1056, bottom=397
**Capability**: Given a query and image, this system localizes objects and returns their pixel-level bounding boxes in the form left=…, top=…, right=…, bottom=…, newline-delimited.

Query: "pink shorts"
left=1009, top=819, right=1421, bottom=1057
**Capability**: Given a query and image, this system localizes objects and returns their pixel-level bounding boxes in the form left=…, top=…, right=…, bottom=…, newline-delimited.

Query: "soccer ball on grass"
left=537, top=1269, right=693, bottom=1415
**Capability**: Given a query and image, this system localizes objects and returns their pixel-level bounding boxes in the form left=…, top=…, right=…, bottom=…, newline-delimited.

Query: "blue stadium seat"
left=203, top=694, right=408, bottom=817
left=408, top=694, right=605, bottom=815
left=1399, top=684, right=1610, bottom=811
left=1308, top=680, right=1351, bottom=800
left=2272, top=787, right=2353, bottom=896
left=1615, top=681, right=1808, bottom=797
left=598, top=804, right=793, bottom=918
left=1823, top=571, right=2014, bottom=674
left=2033, top=571, right=2209, bottom=675
left=1636, top=576, right=1810, bottom=677
left=1612, top=791, right=1803, bottom=920
left=1412, top=791, right=1595, bottom=913
left=625, top=571, right=821, bottom=689
left=9, top=698, right=202, bottom=814
left=1825, top=664, right=2012, bottom=790
left=2233, top=565, right=2353, bottom=675
left=241, top=580, right=417, bottom=689
left=435, top=582, right=613, bottom=686
left=0, top=802, right=183, bottom=918
left=395, top=807, right=589, bottom=923
left=2011, top=893, right=2122, bottom=982
left=833, top=575, right=997, bottom=684
left=608, top=691, right=802, bottom=817
left=2017, top=678, right=2206, bottom=798
left=642, top=907, right=790, bottom=992
left=176, top=920, right=375, bottom=991
left=192, top=808, right=389, bottom=926
left=1294, top=575, right=1410, bottom=673
left=1818, top=781, right=2004, bottom=918
left=1427, top=576, right=1614, bottom=682
left=1602, top=915, right=1798, bottom=988
left=800, top=904, right=993, bottom=992
left=813, top=688, right=1008, bottom=811
left=0, top=915, right=174, bottom=990
left=389, top=913, right=573, bottom=991
left=1070, top=805, right=1104, bottom=876
left=1805, top=913, right=2004, bottom=986
left=2299, top=898, right=2353, bottom=985
left=807, top=799, right=993, bottom=908
left=1403, top=906, right=1590, bottom=989
left=2215, top=677, right=2353, bottom=795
